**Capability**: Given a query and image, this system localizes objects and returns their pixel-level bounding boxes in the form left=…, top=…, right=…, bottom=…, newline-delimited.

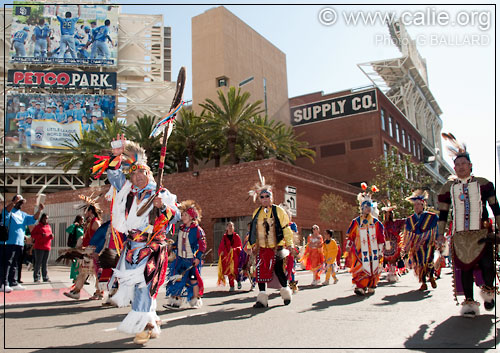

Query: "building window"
left=320, top=143, right=346, bottom=157
left=381, top=110, right=386, bottom=131
left=216, top=76, right=229, bottom=87
left=395, top=122, right=400, bottom=143
left=383, top=142, right=389, bottom=159
left=408, top=135, right=412, bottom=153
left=413, top=140, right=417, bottom=157
left=350, top=138, right=373, bottom=150
left=388, top=116, right=393, bottom=137
left=417, top=144, right=421, bottom=160
left=401, top=129, right=406, bottom=148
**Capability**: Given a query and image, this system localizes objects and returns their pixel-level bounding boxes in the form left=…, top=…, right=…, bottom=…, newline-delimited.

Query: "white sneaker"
left=11, top=284, right=25, bottom=291
left=1, top=285, right=13, bottom=293
left=63, top=291, right=80, bottom=300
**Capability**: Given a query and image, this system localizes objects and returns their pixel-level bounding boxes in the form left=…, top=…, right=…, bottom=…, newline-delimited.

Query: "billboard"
left=5, top=93, right=116, bottom=150
left=10, top=2, right=119, bottom=66
left=8, top=69, right=117, bottom=89
left=290, top=89, right=378, bottom=126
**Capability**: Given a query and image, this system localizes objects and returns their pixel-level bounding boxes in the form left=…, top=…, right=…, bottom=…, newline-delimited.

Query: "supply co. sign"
left=290, top=89, right=377, bottom=126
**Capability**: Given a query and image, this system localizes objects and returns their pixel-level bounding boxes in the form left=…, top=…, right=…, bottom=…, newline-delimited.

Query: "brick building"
left=290, top=87, right=423, bottom=188
left=18, top=159, right=359, bottom=263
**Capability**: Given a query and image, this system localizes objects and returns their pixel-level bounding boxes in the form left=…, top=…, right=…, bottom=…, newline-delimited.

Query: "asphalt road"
left=1, top=265, right=498, bottom=352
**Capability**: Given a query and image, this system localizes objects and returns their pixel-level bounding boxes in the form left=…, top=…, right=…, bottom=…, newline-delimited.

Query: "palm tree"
left=124, top=115, right=163, bottom=173
left=57, top=118, right=126, bottom=186
left=200, top=86, right=265, bottom=165
left=239, top=114, right=316, bottom=164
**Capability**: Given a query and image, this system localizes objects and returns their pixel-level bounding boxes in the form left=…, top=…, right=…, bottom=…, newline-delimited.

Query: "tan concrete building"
left=192, top=6, right=290, bottom=125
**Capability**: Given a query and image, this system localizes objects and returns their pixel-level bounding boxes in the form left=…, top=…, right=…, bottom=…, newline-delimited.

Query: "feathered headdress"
left=179, top=199, right=202, bottom=221
left=121, top=141, right=150, bottom=174
left=248, top=169, right=273, bottom=203
left=441, top=132, right=469, bottom=162
left=78, top=193, right=103, bottom=216
left=357, top=182, right=379, bottom=211
left=381, top=200, right=397, bottom=212
left=405, top=189, right=428, bottom=203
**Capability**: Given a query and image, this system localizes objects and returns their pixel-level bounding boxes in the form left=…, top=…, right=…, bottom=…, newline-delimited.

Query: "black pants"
left=17, top=246, right=24, bottom=282
left=258, top=256, right=288, bottom=291
left=0, top=244, right=23, bottom=287
left=461, top=243, right=495, bottom=300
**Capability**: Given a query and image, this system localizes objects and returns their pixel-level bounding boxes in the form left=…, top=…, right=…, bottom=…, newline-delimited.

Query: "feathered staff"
left=137, top=66, right=186, bottom=217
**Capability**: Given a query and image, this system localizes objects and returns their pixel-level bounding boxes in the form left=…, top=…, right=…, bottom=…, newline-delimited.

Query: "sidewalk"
left=1, top=263, right=345, bottom=306
left=0, top=264, right=91, bottom=305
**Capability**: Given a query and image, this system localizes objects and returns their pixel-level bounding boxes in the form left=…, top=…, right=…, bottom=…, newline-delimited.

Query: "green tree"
left=124, top=115, right=163, bottom=174
left=57, top=118, right=126, bottom=186
left=319, top=193, right=358, bottom=231
left=200, top=86, right=265, bottom=165
left=238, top=115, right=316, bottom=164
left=369, top=146, right=433, bottom=218
left=167, top=108, right=206, bottom=172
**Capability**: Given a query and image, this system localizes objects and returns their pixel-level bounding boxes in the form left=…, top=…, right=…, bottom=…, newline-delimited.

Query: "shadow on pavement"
left=160, top=304, right=279, bottom=329
left=1, top=301, right=113, bottom=320
left=404, top=315, right=497, bottom=351
left=19, top=337, right=142, bottom=352
left=374, top=289, right=432, bottom=306
left=299, top=294, right=367, bottom=313
left=208, top=292, right=279, bottom=306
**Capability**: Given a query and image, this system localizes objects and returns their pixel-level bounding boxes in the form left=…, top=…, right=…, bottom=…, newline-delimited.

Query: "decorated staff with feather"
left=248, top=170, right=294, bottom=308
left=345, top=183, right=385, bottom=296
left=438, top=133, right=500, bottom=318
left=402, top=190, right=439, bottom=291
left=92, top=134, right=180, bottom=344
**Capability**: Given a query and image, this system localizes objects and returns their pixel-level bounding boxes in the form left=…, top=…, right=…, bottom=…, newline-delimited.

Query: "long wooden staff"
left=137, top=66, right=186, bottom=217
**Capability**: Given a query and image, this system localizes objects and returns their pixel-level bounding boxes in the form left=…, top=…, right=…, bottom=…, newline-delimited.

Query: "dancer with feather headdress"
left=247, top=170, right=294, bottom=308
left=438, top=133, right=500, bottom=318
left=402, top=189, right=439, bottom=291
left=91, top=134, right=180, bottom=344
left=345, top=183, right=385, bottom=296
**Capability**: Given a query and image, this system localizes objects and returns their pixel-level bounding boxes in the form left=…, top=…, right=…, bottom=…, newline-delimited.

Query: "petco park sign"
left=8, top=70, right=117, bottom=90
left=290, top=89, right=378, bottom=126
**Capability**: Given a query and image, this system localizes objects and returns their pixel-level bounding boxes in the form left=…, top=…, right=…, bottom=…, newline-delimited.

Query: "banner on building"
left=290, top=89, right=378, bottom=126
left=10, top=2, right=119, bottom=67
left=5, top=93, right=116, bottom=151
left=8, top=70, right=117, bottom=89
left=31, top=120, right=82, bottom=149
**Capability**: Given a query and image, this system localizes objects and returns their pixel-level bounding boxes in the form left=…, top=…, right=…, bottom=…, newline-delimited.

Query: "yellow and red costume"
left=346, top=214, right=385, bottom=289
left=217, top=232, right=242, bottom=288
left=301, top=234, right=324, bottom=282
left=322, top=238, right=339, bottom=283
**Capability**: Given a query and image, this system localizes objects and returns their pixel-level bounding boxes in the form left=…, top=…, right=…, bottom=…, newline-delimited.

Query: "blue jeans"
left=33, top=248, right=50, bottom=281
left=0, top=244, right=23, bottom=286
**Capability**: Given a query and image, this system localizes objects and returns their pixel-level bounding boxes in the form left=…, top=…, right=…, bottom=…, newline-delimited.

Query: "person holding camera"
left=1, top=195, right=43, bottom=292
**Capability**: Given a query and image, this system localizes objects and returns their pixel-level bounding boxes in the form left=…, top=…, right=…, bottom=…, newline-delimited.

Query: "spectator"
left=65, top=215, right=84, bottom=281
left=1, top=195, right=43, bottom=292
left=31, top=213, right=53, bottom=283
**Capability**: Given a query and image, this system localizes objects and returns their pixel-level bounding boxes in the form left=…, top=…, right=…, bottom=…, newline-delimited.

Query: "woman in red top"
left=217, top=222, right=242, bottom=291
left=31, top=213, right=53, bottom=282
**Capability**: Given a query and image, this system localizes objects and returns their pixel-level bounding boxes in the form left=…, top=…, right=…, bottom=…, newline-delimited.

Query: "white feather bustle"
left=479, top=287, right=496, bottom=303
left=110, top=263, right=147, bottom=308
left=117, top=308, right=160, bottom=336
left=256, top=292, right=268, bottom=306
left=280, top=287, right=292, bottom=302
left=460, top=300, right=480, bottom=317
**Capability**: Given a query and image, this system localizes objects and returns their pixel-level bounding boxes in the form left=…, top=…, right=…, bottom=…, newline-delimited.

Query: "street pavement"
left=1, top=264, right=498, bottom=352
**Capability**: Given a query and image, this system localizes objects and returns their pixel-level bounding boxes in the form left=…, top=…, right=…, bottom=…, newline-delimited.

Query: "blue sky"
left=119, top=2, right=495, bottom=184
